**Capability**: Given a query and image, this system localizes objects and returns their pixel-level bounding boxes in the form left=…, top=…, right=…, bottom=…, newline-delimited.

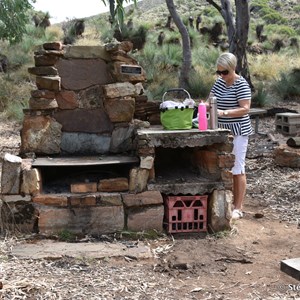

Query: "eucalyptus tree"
left=102, top=0, right=137, bottom=30
left=0, top=0, right=35, bottom=44
left=206, top=0, right=252, bottom=87
left=165, top=0, right=191, bottom=89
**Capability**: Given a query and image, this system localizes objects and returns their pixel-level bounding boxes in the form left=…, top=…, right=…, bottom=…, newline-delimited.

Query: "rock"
left=274, top=144, right=300, bottom=168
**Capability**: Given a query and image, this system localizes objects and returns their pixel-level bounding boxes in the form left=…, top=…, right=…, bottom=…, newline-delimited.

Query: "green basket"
left=160, top=107, right=194, bottom=130
left=160, top=88, right=194, bottom=130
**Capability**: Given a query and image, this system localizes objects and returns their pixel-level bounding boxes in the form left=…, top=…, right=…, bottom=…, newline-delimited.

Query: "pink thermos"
left=198, top=102, right=208, bottom=131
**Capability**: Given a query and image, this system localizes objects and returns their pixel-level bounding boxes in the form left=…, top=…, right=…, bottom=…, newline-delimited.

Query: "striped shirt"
left=211, top=76, right=253, bottom=136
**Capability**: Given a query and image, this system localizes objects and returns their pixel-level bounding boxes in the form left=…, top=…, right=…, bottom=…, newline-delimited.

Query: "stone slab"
left=280, top=257, right=300, bottom=281
left=11, top=240, right=152, bottom=260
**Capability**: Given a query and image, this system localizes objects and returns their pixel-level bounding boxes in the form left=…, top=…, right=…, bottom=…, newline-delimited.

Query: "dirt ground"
left=0, top=105, right=299, bottom=299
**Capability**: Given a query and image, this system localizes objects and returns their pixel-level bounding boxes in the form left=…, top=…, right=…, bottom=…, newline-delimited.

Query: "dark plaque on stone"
left=121, top=65, right=142, bottom=75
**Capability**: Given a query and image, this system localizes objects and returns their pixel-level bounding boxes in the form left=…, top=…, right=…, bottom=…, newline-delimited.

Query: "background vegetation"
left=0, top=0, right=299, bottom=122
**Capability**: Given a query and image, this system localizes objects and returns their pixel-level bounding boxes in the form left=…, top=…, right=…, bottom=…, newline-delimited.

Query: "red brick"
left=32, top=195, right=68, bottom=206
left=70, top=182, right=97, bottom=193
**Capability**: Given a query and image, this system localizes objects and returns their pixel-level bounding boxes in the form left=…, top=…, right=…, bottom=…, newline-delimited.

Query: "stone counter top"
left=137, top=126, right=232, bottom=148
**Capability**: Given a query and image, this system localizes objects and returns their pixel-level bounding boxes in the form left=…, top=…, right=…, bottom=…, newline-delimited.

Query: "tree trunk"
left=206, top=0, right=253, bottom=90
left=232, top=0, right=253, bottom=89
left=165, top=0, right=192, bottom=89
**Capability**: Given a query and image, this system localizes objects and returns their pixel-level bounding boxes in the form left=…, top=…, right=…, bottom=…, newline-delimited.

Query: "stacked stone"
left=23, top=41, right=147, bottom=156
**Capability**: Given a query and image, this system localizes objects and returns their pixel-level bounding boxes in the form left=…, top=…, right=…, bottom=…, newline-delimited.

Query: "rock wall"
left=22, top=41, right=152, bottom=156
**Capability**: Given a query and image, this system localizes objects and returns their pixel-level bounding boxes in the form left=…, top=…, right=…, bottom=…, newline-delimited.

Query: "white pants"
left=232, top=135, right=249, bottom=175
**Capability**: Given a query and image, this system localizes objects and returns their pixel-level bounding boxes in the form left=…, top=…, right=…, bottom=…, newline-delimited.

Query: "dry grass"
left=249, top=52, right=300, bottom=82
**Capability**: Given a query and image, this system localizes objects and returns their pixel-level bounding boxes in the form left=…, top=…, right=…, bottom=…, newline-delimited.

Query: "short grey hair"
left=216, top=53, right=237, bottom=71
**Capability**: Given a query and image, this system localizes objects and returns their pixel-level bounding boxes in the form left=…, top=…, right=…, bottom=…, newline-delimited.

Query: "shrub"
left=265, top=24, right=296, bottom=37
left=271, top=69, right=300, bottom=100
left=252, top=82, right=269, bottom=107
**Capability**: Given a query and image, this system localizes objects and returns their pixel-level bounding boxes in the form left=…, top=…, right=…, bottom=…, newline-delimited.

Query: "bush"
left=265, top=24, right=296, bottom=37
left=271, top=69, right=300, bottom=100
left=252, top=82, right=269, bottom=107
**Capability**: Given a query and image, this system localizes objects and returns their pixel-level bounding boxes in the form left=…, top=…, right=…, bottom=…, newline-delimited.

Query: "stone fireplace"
left=0, top=41, right=234, bottom=235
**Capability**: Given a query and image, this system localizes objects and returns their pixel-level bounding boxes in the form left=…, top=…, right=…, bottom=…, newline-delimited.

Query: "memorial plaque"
left=121, top=65, right=142, bottom=75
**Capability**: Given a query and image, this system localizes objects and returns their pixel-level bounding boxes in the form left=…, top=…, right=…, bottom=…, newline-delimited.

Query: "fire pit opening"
left=31, top=156, right=140, bottom=194
left=154, top=147, right=199, bottom=180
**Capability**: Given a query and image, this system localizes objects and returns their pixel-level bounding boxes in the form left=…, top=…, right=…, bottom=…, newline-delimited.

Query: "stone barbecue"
left=0, top=42, right=234, bottom=236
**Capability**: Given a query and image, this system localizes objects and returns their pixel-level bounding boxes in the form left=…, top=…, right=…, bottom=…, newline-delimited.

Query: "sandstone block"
left=28, top=66, right=58, bottom=76
left=31, top=89, right=56, bottom=99
left=218, top=154, right=235, bottom=169
left=98, top=178, right=129, bottom=192
left=54, top=108, right=113, bottom=133
left=70, top=182, right=98, bottom=193
left=98, top=193, right=123, bottom=206
left=110, top=124, right=135, bottom=153
left=36, top=76, right=61, bottom=91
left=43, top=42, right=63, bottom=51
left=56, top=58, right=113, bottom=90
left=105, top=41, right=133, bottom=53
left=69, top=195, right=96, bottom=206
left=2, top=195, right=31, bottom=202
left=123, top=191, right=163, bottom=207
left=220, top=170, right=233, bottom=190
left=36, top=205, right=124, bottom=235
left=21, top=168, right=41, bottom=195
left=103, top=82, right=136, bottom=98
left=55, top=90, right=79, bottom=109
left=104, top=97, right=135, bottom=123
left=32, top=195, right=68, bottom=206
left=78, top=85, right=104, bottom=109
left=140, top=156, right=154, bottom=169
left=1, top=153, right=22, bottom=194
left=126, top=205, right=164, bottom=232
left=129, top=167, right=149, bottom=193
left=63, top=45, right=111, bottom=61
left=29, top=97, right=58, bottom=110
left=20, top=115, right=62, bottom=155
left=274, top=144, right=300, bottom=168
left=208, top=189, right=232, bottom=232
left=34, top=54, right=59, bottom=67
left=111, top=51, right=138, bottom=64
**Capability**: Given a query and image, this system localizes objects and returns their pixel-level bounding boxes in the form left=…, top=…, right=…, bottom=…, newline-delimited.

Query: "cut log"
left=287, top=137, right=300, bottom=148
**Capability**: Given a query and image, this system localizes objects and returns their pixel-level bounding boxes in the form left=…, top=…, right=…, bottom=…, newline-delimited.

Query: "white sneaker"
left=232, top=209, right=243, bottom=220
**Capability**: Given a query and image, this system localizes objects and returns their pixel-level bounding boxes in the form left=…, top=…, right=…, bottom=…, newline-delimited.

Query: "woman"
left=210, top=52, right=253, bottom=220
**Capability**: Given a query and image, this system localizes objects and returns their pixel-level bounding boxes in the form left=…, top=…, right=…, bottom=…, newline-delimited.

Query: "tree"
left=206, top=0, right=253, bottom=88
left=165, top=0, right=191, bottom=89
left=0, top=0, right=35, bottom=44
left=102, top=0, right=137, bottom=31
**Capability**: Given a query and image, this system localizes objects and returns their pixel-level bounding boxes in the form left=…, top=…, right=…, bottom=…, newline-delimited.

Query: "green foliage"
left=262, top=12, right=286, bottom=25
left=265, top=24, right=296, bottom=37
left=0, top=74, right=32, bottom=121
left=57, top=229, right=76, bottom=242
left=192, top=46, right=220, bottom=70
left=187, top=70, right=215, bottom=99
left=119, top=229, right=163, bottom=240
left=121, top=25, right=148, bottom=50
left=271, top=69, right=300, bottom=100
left=101, top=0, right=137, bottom=30
left=0, top=0, right=34, bottom=44
left=295, top=5, right=300, bottom=13
left=251, top=82, right=269, bottom=107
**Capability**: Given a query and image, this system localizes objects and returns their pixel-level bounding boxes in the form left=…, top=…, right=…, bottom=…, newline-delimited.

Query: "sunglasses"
left=216, top=70, right=229, bottom=75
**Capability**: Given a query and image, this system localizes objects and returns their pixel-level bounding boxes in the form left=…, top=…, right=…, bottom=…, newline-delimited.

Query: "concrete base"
left=280, top=257, right=300, bottom=281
